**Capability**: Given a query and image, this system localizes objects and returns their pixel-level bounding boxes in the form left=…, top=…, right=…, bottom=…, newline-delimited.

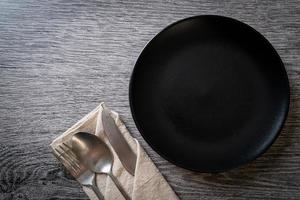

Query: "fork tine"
left=61, top=143, right=80, bottom=163
left=59, top=143, right=81, bottom=168
left=58, top=145, right=80, bottom=171
left=55, top=145, right=80, bottom=177
left=54, top=147, right=78, bottom=177
left=55, top=147, right=76, bottom=170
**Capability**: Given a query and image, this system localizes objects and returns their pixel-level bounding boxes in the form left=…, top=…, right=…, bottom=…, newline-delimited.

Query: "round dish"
left=129, top=15, right=290, bottom=172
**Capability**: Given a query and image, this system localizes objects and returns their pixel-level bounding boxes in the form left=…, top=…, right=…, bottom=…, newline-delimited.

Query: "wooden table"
left=0, top=1, right=299, bottom=199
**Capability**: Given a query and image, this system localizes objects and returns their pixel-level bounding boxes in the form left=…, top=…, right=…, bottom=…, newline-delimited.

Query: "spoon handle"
left=90, top=174, right=105, bottom=200
left=108, top=173, right=131, bottom=200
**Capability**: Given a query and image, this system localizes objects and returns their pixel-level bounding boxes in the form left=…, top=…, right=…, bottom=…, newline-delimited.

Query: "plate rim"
left=129, top=15, right=290, bottom=172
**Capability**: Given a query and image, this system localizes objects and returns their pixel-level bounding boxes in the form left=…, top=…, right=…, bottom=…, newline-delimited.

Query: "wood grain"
left=0, top=0, right=299, bottom=199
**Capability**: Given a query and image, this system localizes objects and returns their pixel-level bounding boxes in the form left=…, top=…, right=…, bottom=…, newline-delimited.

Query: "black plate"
left=129, top=15, right=290, bottom=172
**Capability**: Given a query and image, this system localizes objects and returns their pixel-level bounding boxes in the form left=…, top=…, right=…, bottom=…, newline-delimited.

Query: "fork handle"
left=108, top=173, right=131, bottom=200
left=90, top=175, right=105, bottom=200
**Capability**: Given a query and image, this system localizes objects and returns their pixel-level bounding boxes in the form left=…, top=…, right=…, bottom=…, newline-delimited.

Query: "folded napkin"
left=50, top=103, right=179, bottom=200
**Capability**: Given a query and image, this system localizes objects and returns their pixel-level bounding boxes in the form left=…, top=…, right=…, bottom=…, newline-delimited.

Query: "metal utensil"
left=54, top=143, right=104, bottom=200
left=101, top=105, right=137, bottom=176
left=72, top=132, right=131, bottom=200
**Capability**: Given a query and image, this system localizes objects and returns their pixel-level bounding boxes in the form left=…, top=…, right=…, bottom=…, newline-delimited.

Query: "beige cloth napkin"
left=50, top=103, right=179, bottom=200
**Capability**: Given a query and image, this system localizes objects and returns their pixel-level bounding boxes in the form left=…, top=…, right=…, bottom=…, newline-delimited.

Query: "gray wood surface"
left=0, top=0, right=299, bottom=199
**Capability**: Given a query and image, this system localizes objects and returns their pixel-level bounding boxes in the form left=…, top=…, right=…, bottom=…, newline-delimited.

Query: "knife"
left=101, top=105, right=136, bottom=176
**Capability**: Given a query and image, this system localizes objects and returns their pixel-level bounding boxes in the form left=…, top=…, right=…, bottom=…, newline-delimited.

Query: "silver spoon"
left=72, top=132, right=131, bottom=200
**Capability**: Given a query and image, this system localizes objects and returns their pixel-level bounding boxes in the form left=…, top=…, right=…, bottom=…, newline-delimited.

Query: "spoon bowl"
left=72, top=132, right=112, bottom=174
left=72, top=132, right=130, bottom=200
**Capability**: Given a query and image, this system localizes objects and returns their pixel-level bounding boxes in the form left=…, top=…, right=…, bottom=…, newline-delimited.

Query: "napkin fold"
left=50, top=103, right=179, bottom=200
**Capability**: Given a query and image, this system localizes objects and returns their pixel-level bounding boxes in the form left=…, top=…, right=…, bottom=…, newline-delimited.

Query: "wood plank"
left=0, top=0, right=299, bottom=199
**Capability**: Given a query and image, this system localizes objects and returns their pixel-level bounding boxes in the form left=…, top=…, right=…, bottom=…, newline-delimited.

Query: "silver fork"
left=54, top=143, right=104, bottom=200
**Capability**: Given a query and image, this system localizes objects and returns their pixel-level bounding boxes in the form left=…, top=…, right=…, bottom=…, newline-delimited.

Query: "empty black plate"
left=129, top=15, right=290, bottom=172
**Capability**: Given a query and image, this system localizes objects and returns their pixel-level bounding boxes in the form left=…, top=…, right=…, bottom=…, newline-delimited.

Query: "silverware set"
left=55, top=143, right=105, bottom=200
left=54, top=106, right=135, bottom=200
